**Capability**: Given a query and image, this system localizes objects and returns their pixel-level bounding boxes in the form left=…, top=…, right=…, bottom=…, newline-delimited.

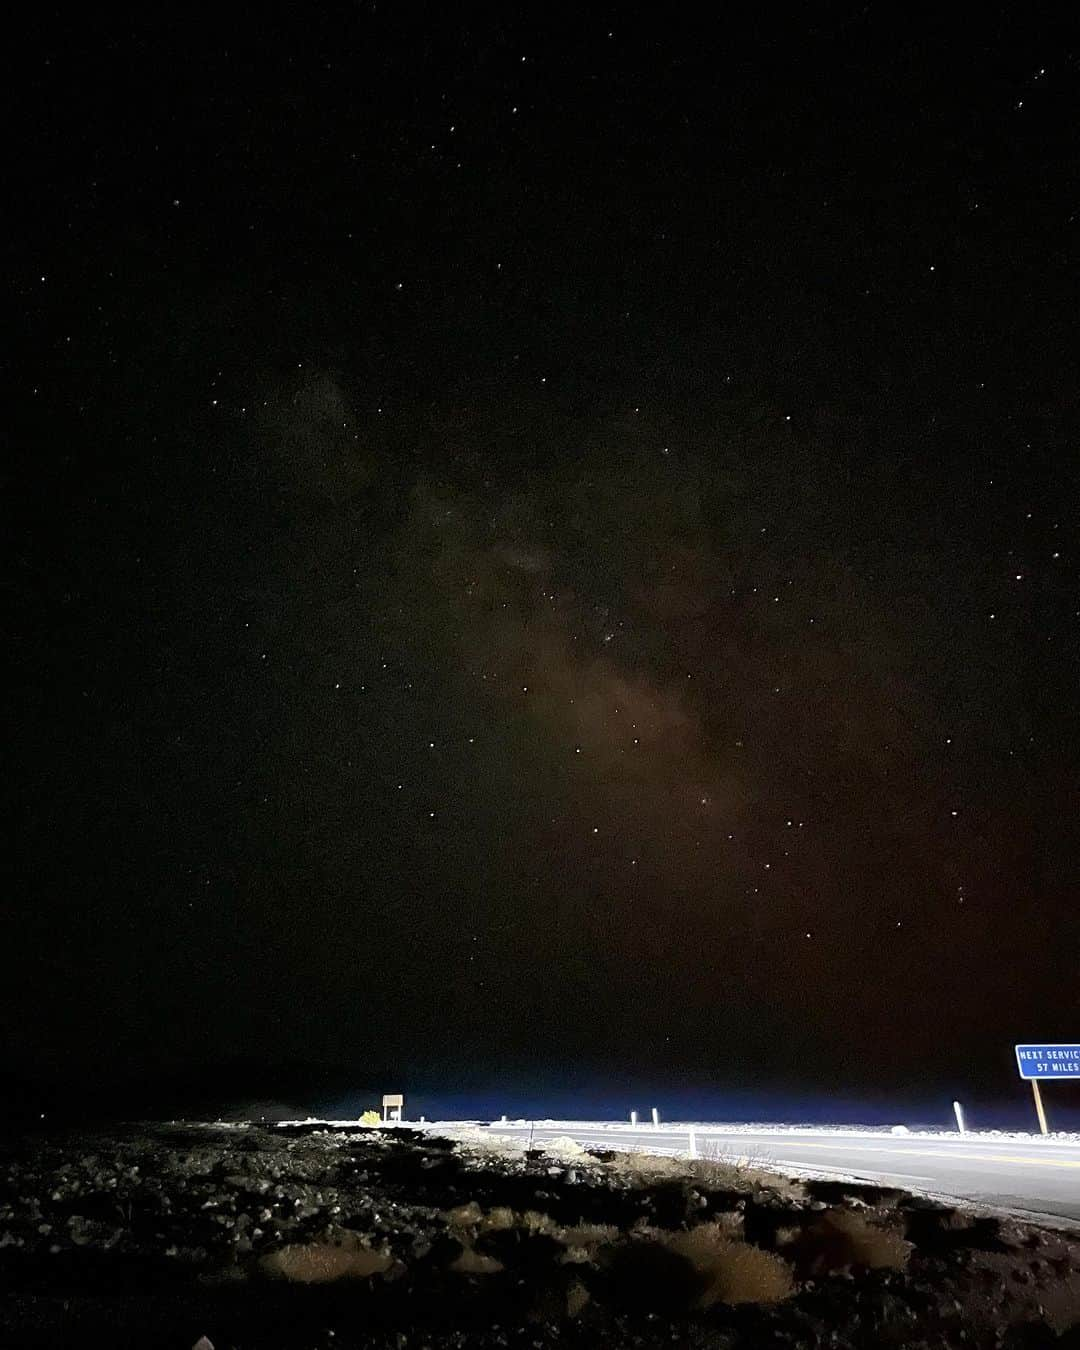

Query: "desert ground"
left=1, top=1121, right=1078, bottom=1348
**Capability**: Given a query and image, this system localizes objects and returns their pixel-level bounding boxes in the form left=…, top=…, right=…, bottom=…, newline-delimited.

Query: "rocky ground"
left=0, top=1121, right=1077, bottom=1349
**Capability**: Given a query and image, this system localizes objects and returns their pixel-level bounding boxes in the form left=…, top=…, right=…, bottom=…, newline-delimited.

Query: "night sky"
left=6, top=7, right=1080, bottom=1121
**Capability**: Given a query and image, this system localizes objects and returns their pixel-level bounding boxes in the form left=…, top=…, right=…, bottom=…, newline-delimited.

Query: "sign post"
left=1030, top=1080, right=1048, bottom=1136
left=1014, top=1044, right=1080, bottom=1135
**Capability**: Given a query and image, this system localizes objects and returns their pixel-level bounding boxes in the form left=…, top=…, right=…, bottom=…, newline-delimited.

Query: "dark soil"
left=0, top=1121, right=1077, bottom=1349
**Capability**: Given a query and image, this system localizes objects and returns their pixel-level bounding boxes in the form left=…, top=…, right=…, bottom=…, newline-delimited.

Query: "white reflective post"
left=952, top=1100, right=966, bottom=1135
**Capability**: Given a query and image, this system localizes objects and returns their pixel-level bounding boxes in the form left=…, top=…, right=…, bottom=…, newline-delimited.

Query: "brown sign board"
left=382, top=1094, right=404, bottom=1108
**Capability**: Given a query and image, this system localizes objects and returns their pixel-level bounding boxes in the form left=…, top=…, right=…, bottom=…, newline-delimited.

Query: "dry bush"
left=444, top=1201, right=483, bottom=1228
left=686, top=1158, right=752, bottom=1190
left=558, top=1223, right=620, bottom=1265
left=795, top=1208, right=912, bottom=1274
left=449, top=1244, right=504, bottom=1275
left=607, top=1152, right=691, bottom=1182
left=605, top=1142, right=796, bottom=1199
left=444, top=1203, right=565, bottom=1241
left=697, top=1239, right=795, bottom=1307
left=566, top=1280, right=591, bottom=1318
left=703, top=1210, right=744, bottom=1241
left=692, top=1140, right=803, bottom=1197
left=560, top=1223, right=619, bottom=1249
left=481, top=1206, right=517, bottom=1231
left=660, top=1223, right=794, bottom=1307
left=558, top=1245, right=591, bottom=1265
left=261, top=1237, right=392, bottom=1283
left=519, top=1209, right=559, bottom=1236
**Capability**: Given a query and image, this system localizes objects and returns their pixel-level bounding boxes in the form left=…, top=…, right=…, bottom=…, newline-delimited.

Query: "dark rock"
left=743, top=1198, right=810, bottom=1249
left=1001, top=1322, right=1060, bottom=1350
left=803, top=1180, right=862, bottom=1206
left=422, top=1137, right=459, bottom=1153
left=605, top=1240, right=701, bottom=1314
left=475, top=1229, right=563, bottom=1275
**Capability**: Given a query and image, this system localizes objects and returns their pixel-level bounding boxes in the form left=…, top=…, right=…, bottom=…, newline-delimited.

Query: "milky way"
left=8, top=7, right=1079, bottom=1113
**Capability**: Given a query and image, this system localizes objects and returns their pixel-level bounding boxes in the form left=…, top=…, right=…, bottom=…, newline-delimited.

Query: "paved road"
left=480, top=1125, right=1080, bottom=1225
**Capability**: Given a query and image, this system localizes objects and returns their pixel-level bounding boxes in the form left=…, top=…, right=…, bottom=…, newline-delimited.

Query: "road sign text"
left=1014, top=1044, right=1080, bottom=1079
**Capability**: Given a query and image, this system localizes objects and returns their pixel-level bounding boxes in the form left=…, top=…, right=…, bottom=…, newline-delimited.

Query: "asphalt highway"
left=479, top=1125, right=1080, bottom=1225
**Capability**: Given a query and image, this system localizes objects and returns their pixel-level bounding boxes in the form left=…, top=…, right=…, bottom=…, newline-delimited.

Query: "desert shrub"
left=519, top=1209, right=559, bottom=1236
left=558, top=1244, right=592, bottom=1265
left=261, top=1237, right=392, bottom=1283
left=692, top=1140, right=802, bottom=1196
left=660, top=1222, right=794, bottom=1306
left=481, top=1206, right=517, bottom=1231
left=560, top=1222, right=619, bottom=1249
left=605, top=1142, right=796, bottom=1198
left=449, top=1244, right=503, bottom=1275
left=443, top=1203, right=562, bottom=1239
left=359, top=1110, right=380, bottom=1125
left=793, top=1208, right=912, bottom=1274
left=445, top=1201, right=483, bottom=1228
left=609, top=1152, right=689, bottom=1182
left=558, top=1222, right=620, bottom=1265
left=566, top=1280, right=591, bottom=1317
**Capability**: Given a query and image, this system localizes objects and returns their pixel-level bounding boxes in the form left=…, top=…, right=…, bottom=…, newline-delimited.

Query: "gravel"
left=0, top=1121, right=1076, bottom=1348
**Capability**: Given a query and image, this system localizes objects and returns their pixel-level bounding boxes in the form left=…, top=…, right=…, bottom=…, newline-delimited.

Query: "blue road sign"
left=1015, top=1044, right=1080, bottom=1079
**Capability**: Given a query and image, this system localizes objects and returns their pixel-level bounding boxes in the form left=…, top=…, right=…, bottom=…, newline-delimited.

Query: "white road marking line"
left=772, top=1142, right=1080, bottom=1170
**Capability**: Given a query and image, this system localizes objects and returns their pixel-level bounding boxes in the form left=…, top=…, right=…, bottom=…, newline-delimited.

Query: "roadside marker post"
left=630, top=1110, right=637, bottom=1127
left=688, top=1127, right=697, bottom=1159
left=1014, top=1043, right=1080, bottom=1135
left=651, top=1107, right=660, bottom=1128
left=952, top=1100, right=966, bottom=1135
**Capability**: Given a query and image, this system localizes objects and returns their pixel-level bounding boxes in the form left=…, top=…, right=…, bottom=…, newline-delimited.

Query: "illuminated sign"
left=1014, top=1044, right=1080, bottom=1079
